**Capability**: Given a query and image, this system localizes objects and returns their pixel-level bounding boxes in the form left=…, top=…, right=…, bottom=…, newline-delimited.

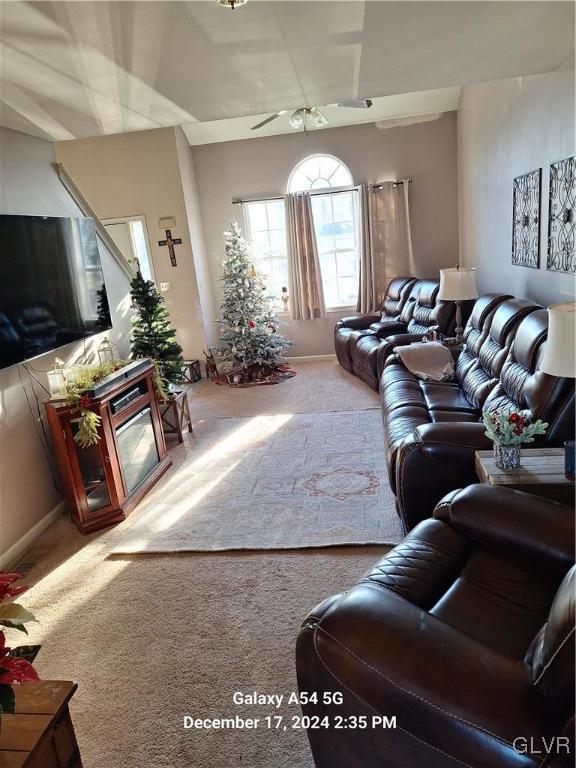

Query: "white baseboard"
left=0, top=501, right=65, bottom=571
left=288, top=354, right=337, bottom=362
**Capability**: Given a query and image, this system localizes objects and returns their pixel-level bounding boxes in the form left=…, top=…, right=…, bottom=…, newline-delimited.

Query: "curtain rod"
left=232, top=179, right=412, bottom=205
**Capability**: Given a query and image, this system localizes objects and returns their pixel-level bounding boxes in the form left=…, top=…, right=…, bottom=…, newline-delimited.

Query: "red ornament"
left=508, top=413, right=520, bottom=423
left=79, top=395, right=92, bottom=409
left=249, top=320, right=255, bottom=329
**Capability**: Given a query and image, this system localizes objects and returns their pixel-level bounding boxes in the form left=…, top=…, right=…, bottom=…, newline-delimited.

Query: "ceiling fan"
left=251, top=99, right=373, bottom=132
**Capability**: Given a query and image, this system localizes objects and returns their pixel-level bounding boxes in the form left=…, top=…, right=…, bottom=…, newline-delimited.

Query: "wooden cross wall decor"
left=158, top=229, right=182, bottom=267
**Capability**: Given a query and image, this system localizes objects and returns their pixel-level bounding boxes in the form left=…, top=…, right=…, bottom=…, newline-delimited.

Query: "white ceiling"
left=182, top=86, right=461, bottom=144
left=0, top=1, right=573, bottom=146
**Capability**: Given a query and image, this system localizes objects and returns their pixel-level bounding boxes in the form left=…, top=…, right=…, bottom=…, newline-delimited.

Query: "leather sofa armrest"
left=395, top=423, right=491, bottom=530
left=369, top=320, right=408, bottom=338
left=434, top=485, right=575, bottom=576
left=388, top=332, right=428, bottom=348
left=336, top=313, right=381, bottom=331
left=302, top=581, right=551, bottom=768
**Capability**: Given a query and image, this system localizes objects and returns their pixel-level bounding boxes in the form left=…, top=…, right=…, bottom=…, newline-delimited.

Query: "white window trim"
left=241, top=199, right=288, bottom=310
left=101, top=214, right=155, bottom=281
left=311, top=186, right=361, bottom=310
left=287, top=153, right=354, bottom=194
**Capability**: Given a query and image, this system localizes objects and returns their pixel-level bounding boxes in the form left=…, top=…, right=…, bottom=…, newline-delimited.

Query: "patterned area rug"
left=110, top=409, right=402, bottom=553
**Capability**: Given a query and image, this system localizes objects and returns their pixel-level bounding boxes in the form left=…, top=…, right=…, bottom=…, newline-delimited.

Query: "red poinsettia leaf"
left=4, top=585, right=28, bottom=601
left=0, top=574, right=21, bottom=586
left=0, top=656, right=39, bottom=685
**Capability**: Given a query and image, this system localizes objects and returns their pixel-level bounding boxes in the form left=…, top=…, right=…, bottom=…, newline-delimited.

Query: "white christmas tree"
left=216, top=222, right=292, bottom=382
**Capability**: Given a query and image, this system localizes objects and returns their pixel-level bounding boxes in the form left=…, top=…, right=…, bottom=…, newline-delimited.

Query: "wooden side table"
left=475, top=448, right=575, bottom=505
left=0, top=680, right=82, bottom=767
left=182, top=359, right=201, bottom=383
left=159, top=390, right=193, bottom=444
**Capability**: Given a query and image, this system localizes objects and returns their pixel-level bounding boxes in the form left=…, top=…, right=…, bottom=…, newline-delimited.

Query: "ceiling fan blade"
left=251, top=111, right=288, bottom=130
left=328, top=99, right=373, bottom=109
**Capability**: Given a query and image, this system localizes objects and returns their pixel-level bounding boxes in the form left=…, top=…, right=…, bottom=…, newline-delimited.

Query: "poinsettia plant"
left=0, top=573, right=39, bottom=716
left=483, top=410, right=548, bottom=446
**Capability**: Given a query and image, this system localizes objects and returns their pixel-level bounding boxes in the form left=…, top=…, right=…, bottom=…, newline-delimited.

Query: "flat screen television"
left=0, top=214, right=111, bottom=371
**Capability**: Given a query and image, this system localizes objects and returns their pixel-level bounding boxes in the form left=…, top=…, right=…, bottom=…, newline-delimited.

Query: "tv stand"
left=45, top=359, right=171, bottom=534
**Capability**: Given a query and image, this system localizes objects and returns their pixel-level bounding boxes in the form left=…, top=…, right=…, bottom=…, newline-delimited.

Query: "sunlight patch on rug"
left=110, top=410, right=401, bottom=553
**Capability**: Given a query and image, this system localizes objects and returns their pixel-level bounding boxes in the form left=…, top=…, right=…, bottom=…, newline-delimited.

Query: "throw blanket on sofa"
left=395, top=341, right=454, bottom=382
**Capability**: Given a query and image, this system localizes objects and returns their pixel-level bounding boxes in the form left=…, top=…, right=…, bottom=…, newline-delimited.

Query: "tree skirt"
left=110, top=409, right=402, bottom=554
left=211, top=363, right=297, bottom=388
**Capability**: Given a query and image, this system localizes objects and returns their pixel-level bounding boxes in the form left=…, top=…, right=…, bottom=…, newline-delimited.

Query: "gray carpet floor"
left=17, top=360, right=392, bottom=768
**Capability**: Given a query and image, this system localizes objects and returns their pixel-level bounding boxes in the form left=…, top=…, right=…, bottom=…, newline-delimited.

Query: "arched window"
left=287, top=155, right=359, bottom=308
left=287, top=154, right=353, bottom=193
left=243, top=154, right=359, bottom=311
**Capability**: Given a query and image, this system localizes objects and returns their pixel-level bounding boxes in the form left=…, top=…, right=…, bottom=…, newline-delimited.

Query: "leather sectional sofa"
left=334, top=278, right=575, bottom=532
left=334, top=276, right=417, bottom=374
left=386, top=299, right=575, bottom=530
left=335, top=278, right=460, bottom=390
left=299, top=280, right=576, bottom=767
left=296, top=484, right=575, bottom=768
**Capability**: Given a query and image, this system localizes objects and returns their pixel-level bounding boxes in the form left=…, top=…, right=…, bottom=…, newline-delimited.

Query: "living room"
left=0, top=2, right=574, bottom=767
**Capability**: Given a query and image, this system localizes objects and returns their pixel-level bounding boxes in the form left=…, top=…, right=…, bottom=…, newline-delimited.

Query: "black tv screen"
left=0, top=214, right=111, bottom=370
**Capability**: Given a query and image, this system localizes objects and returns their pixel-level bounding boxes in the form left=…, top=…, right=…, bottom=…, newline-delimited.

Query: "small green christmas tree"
left=130, top=271, right=184, bottom=392
left=216, top=222, right=292, bottom=382
left=95, top=283, right=111, bottom=331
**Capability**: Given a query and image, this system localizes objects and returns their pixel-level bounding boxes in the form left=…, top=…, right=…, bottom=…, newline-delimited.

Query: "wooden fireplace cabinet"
left=45, top=359, right=172, bottom=534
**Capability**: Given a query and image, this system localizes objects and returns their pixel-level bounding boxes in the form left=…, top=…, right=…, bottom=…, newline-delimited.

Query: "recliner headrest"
left=386, top=277, right=413, bottom=301
left=469, top=293, right=513, bottom=331
left=415, top=280, right=439, bottom=308
left=489, top=298, right=539, bottom=346
left=512, top=308, right=548, bottom=372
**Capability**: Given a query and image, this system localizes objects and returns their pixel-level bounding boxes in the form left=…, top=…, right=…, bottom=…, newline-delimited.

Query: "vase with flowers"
left=0, top=572, right=39, bottom=718
left=482, top=410, right=548, bottom=470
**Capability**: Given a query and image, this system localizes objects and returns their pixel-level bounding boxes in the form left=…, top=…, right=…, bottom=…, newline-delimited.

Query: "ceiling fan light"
left=217, top=0, right=247, bottom=8
left=308, top=107, right=327, bottom=127
left=289, top=110, right=305, bottom=130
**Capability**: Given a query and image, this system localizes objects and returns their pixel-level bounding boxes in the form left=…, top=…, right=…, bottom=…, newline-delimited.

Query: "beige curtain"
left=356, top=181, right=415, bottom=313
left=285, top=192, right=327, bottom=320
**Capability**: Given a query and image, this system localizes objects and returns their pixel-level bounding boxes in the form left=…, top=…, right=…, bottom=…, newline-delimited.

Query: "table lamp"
left=438, top=266, right=478, bottom=343
left=540, top=301, right=576, bottom=481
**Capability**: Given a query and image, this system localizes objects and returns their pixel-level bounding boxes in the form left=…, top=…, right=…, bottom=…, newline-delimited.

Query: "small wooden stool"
left=182, top=359, right=202, bottom=383
left=159, top=390, right=193, bottom=443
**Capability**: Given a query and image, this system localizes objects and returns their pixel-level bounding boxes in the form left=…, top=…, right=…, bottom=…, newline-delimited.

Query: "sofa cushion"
left=421, top=382, right=478, bottom=414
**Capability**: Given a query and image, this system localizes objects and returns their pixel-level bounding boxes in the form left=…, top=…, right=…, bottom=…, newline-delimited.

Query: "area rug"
left=110, top=409, right=402, bottom=553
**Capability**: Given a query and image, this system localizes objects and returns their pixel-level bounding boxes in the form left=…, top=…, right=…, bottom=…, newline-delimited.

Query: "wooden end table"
left=475, top=448, right=575, bottom=505
left=182, top=359, right=201, bottom=384
left=0, top=680, right=82, bottom=767
left=159, top=390, right=193, bottom=444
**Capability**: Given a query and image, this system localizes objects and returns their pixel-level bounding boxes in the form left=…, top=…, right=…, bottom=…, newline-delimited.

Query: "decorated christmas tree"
left=130, top=271, right=184, bottom=392
left=215, top=222, right=292, bottom=384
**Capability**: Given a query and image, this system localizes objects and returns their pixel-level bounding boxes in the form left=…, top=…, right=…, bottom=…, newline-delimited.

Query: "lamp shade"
left=438, top=267, right=478, bottom=301
left=540, top=301, right=576, bottom=378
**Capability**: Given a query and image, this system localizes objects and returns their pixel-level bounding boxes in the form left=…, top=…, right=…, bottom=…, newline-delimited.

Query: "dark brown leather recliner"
left=350, top=280, right=456, bottom=391
left=334, top=277, right=417, bottom=373
left=378, top=296, right=535, bottom=498
left=296, top=485, right=575, bottom=768
left=393, top=306, right=575, bottom=531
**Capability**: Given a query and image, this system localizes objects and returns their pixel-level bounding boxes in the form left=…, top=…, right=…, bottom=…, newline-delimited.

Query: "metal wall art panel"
left=512, top=168, right=541, bottom=269
left=547, top=154, right=575, bottom=274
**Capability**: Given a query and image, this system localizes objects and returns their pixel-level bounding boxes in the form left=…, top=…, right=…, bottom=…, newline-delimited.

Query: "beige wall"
left=174, top=127, right=218, bottom=347
left=458, top=62, right=576, bottom=305
left=191, top=113, right=459, bottom=356
left=54, top=128, right=208, bottom=359
left=0, top=127, right=131, bottom=561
